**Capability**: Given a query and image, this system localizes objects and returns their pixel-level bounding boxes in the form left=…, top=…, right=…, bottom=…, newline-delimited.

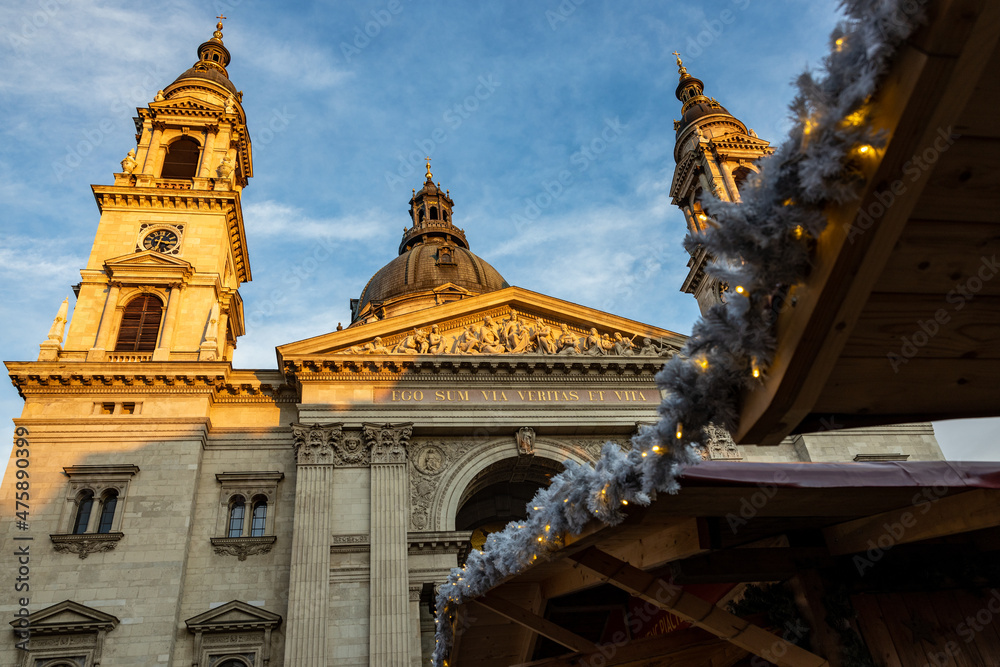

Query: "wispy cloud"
left=243, top=200, right=395, bottom=242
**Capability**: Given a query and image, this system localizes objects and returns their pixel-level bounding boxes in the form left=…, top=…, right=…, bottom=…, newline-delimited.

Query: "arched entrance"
left=455, top=456, right=565, bottom=549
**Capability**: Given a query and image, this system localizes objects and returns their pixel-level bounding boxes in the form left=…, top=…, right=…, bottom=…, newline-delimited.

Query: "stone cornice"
left=284, top=356, right=668, bottom=384
left=6, top=361, right=297, bottom=403
left=90, top=186, right=250, bottom=283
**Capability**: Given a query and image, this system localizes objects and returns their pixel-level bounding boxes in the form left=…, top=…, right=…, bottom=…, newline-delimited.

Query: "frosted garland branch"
left=431, top=1, right=928, bottom=663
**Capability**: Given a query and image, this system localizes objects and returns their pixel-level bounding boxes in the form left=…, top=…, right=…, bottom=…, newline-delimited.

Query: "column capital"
left=363, top=422, right=413, bottom=465
left=290, top=422, right=343, bottom=466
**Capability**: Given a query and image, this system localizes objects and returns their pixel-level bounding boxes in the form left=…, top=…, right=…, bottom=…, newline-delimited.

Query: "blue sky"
left=1, top=0, right=997, bottom=461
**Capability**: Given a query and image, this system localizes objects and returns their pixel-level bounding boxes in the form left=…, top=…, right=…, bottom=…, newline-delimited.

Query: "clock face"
left=142, top=229, right=179, bottom=253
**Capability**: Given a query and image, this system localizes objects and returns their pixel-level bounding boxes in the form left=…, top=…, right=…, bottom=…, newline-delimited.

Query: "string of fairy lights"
left=432, top=1, right=927, bottom=663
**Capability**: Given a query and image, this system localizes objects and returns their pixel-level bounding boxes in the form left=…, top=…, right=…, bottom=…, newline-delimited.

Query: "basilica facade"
left=2, top=25, right=942, bottom=667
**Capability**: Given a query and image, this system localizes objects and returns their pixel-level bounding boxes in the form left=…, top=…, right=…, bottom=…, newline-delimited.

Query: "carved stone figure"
left=503, top=310, right=532, bottom=353
left=613, top=332, right=636, bottom=356
left=350, top=336, right=389, bottom=354
left=415, top=445, right=446, bottom=475
left=217, top=155, right=234, bottom=179
left=556, top=324, right=580, bottom=355
left=532, top=318, right=557, bottom=354
left=394, top=329, right=429, bottom=354
left=120, top=149, right=138, bottom=174
left=515, top=427, right=535, bottom=456
left=638, top=337, right=660, bottom=356
left=154, top=90, right=165, bottom=101
left=456, top=324, right=481, bottom=354
left=478, top=317, right=506, bottom=354
left=225, top=95, right=236, bottom=114
left=427, top=324, right=446, bottom=354
left=584, top=328, right=608, bottom=356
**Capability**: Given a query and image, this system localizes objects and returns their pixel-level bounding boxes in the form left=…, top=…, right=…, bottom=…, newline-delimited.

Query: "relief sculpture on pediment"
left=337, top=309, right=680, bottom=358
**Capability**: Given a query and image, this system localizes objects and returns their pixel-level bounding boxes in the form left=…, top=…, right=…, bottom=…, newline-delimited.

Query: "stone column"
left=152, top=285, right=182, bottom=361
left=365, top=423, right=414, bottom=667
left=87, top=283, right=121, bottom=361
left=283, top=423, right=342, bottom=667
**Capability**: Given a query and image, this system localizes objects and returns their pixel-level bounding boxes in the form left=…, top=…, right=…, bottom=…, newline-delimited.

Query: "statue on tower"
left=120, top=149, right=138, bottom=174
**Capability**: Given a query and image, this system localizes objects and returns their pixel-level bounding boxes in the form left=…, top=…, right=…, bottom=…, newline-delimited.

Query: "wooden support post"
left=569, top=547, right=830, bottom=667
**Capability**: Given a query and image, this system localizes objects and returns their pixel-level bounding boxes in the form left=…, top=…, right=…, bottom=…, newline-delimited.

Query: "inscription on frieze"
left=376, top=387, right=659, bottom=404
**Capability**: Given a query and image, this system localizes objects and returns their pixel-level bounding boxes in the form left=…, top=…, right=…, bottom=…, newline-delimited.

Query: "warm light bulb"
left=835, top=36, right=844, bottom=51
left=783, top=198, right=794, bottom=207
left=537, top=536, right=543, bottom=542
left=697, top=213, right=708, bottom=222
left=857, top=144, right=873, bottom=154
left=675, top=423, right=683, bottom=440
left=641, top=451, right=648, bottom=457
left=564, top=498, right=569, bottom=502
left=652, top=445, right=660, bottom=452
left=622, top=499, right=628, bottom=506
left=793, top=225, right=804, bottom=240
left=696, top=356, right=709, bottom=370
left=751, top=357, right=761, bottom=378
left=545, top=524, right=550, bottom=532
left=735, top=285, right=745, bottom=294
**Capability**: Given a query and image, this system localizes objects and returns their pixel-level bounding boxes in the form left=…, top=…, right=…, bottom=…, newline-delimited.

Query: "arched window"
left=430, top=206, right=439, bottom=220
left=250, top=496, right=267, bottom=537
left=227, top=496, right=245, bottom=537
left=73, top=491, right=94, bottom=534
left=97, top=489, right=118, bottom=533
left=114, top=294, right=163, bottom=352
left=418, top=209, right=425, bottom=223
left=443, top=210, right=449, bottom=222
left=217, top=659, right=251, bottom=667
left=161, top=137, right=201, bottom=179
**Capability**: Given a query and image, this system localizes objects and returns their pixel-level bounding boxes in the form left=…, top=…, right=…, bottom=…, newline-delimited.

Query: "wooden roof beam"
left=508, top=626, right=745, bottom=667
left=823, top=488, right=1000, bottom=556
left=568, top=547, right=830, bottom=667
left=469, top=593, right=597, bottom=655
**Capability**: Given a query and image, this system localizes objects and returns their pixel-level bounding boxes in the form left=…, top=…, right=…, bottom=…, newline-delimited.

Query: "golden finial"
left=214, top=15, right=226, bottom=40
left=672, top=50, right=689, bottom=78
left=425, top=156, right=433, bottom=181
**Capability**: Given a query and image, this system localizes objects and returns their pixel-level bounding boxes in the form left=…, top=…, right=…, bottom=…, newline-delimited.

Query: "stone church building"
left=2, top=25, right=942, bottom=667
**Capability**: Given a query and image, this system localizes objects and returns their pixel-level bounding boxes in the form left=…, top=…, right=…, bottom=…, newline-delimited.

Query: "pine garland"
left=431, top=2, right=928, bottom=663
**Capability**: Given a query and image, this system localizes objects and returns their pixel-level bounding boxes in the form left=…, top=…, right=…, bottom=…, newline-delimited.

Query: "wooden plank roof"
left=734, top=0, right=1000, bottom=444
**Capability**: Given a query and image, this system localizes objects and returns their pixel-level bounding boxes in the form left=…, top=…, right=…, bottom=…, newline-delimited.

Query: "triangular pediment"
left=10, top=600, right=119, bottom=635
left=277, top=286, right=684, bottom=362
left=186, top=600, right=282, bottom=632
left=104, top=250, right=194, bottom=284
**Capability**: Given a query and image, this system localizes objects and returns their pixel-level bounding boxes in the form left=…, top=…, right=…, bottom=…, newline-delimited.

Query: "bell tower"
left=669, top=53, right=772, bottom=314
left=51, top=20, right=254, bottom=363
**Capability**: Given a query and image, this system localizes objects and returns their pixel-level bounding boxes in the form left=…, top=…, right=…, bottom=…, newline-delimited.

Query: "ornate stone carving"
left=291, top=423, right=341, bottom=465
left=414, top=445, right=446, bottom=476
left=217, top=154, right=235, bottom=179
left=336, top=309, right=679, bottom=358
left=120, top=149, right=138, bottom=174
left=50, top=532, right=123, bottom=559
left=291, top=423, right=376, bottom=466
left=408, top=439, right=474, bottom=530
left=409, top=585, right=423, bottom=601
left=702, top=424, right=743, bottom=461
left=364, top=423, right=412, bottom=464
left=210, top=535, right=276, bottom=560
left=515, top=427, right=535, bottom=456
